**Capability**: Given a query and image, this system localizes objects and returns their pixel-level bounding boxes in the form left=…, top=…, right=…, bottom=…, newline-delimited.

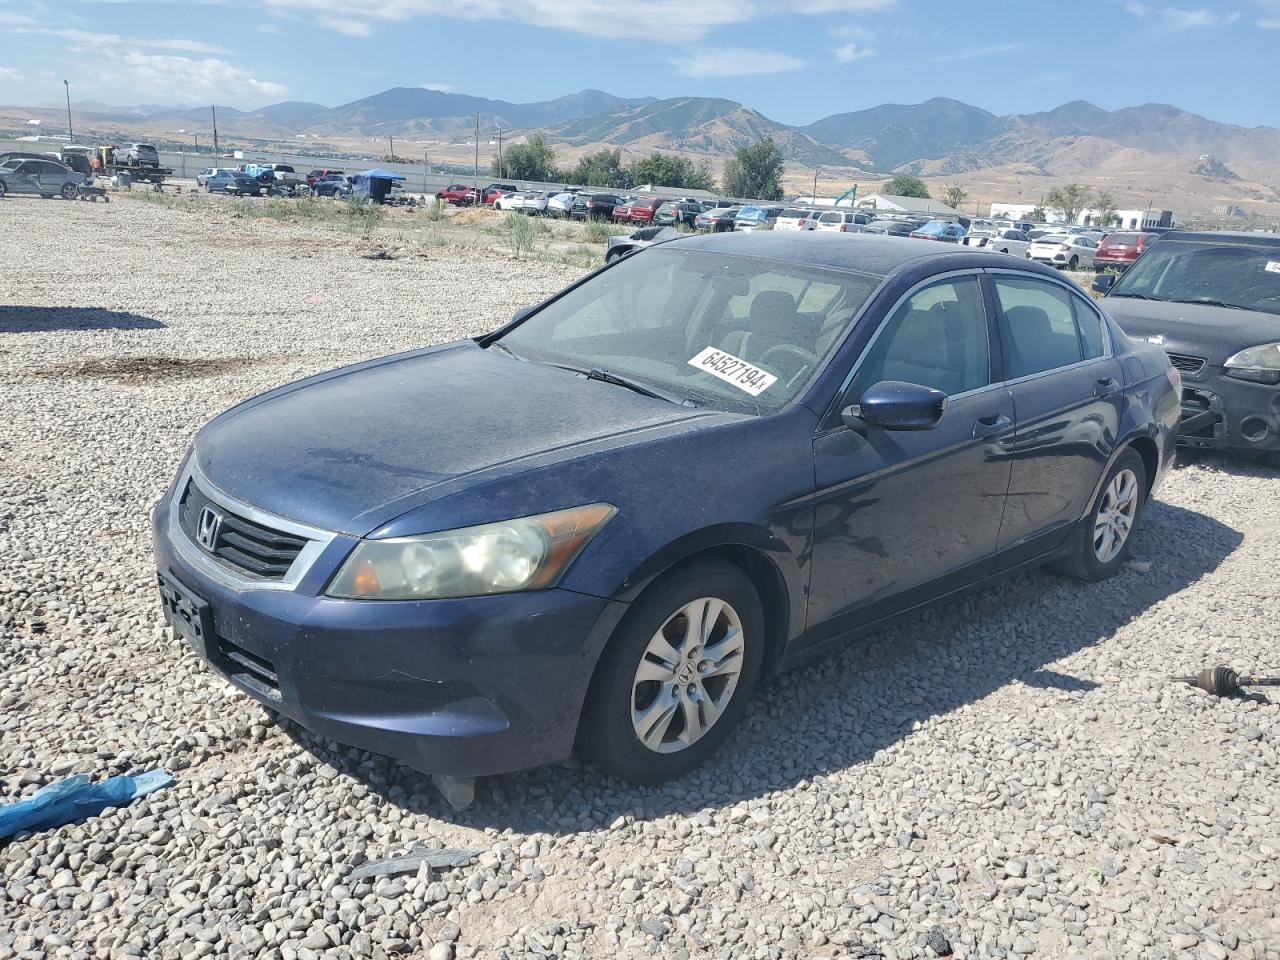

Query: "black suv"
left=570, top=193, right=623, bottom=221
left=1097, top=231, right=1280, bottom=463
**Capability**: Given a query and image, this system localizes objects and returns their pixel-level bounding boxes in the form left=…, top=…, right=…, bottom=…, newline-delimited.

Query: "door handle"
left=1094, top=377, right=1120, bottom=397
left=973, top=413, right=1012, bottom=439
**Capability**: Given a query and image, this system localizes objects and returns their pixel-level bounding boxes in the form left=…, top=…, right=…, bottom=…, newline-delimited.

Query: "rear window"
left=1102, top=233, right=1139, bottom=247
left=781, top=209, right=813, bottom=219
left=819, top=212, right=843, bottom=223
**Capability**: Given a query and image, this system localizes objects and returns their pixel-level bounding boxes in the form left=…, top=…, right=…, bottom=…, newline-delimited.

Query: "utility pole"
left=812, top=166, right=819, bottom=203
left=495, top=127, right=504, bottom=179
left=211, top=105, right=219, bottom=158
left=472, top=113, right=480, bottom=197
left=63, top=80, right=73, bottom=142
left=389, top=135, right=395, bottom=160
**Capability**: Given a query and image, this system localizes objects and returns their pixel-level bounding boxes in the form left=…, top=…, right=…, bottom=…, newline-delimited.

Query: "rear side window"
left=1073, top=297, right=1105, bottom=360
left=850, top=277, right=991, bottom=399
left=819, top=212, right=841, bottom=223
left=994, top=277, right=1088, bottom=377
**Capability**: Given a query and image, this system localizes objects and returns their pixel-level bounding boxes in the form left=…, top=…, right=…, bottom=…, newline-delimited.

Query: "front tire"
left=577, top=561, right=764, bottom=783
left=61, top=182, right=78, bottom=200
left=1052, top=448, right=1147, bottom=581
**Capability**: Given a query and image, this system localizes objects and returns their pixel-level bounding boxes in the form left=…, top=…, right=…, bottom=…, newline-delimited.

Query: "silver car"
left=0, top=158, right=85, bottom=199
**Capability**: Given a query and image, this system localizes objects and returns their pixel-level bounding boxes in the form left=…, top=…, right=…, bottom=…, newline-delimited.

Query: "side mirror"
left=1092, top=273, right=1115, bottom=294
left=842, top=380, right=947, bottom=431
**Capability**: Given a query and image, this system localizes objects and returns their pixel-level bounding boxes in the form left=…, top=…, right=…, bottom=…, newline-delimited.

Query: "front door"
left=987, top=272, right=1124, bottom=560
left=806, top=273, right=1015, bottom=644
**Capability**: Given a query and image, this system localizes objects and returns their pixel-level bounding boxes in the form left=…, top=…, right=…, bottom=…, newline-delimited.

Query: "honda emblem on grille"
left=196, top=506, right=224, bottom=551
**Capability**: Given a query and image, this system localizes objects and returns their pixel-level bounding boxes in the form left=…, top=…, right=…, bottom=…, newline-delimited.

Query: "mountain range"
left=8, top=88, right=1280, bottom=194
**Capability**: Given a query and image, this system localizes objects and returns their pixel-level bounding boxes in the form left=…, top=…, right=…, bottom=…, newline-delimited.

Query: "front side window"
left=995, top=277, right=1087, bottom=377
left=499, top=248, right=883, bottom=412
left=848, top=276, right=991, bottom=400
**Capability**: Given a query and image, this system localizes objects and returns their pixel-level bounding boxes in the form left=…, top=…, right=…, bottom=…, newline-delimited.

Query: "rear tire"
left=577, top=560, right=764, bottom=783
left=0, top=181, right=7, bottom=199
left=60, top=182, right=78, bottom=200
left=1068, top=255, right=1079, bottom=270
left=1051, top=448, right=1147, bottom=582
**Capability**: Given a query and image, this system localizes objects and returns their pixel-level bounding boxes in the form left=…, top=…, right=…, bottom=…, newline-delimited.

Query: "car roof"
left=668, top=230, right=1073, bottom=279
left=1157, top=230, right=1280, bottom=247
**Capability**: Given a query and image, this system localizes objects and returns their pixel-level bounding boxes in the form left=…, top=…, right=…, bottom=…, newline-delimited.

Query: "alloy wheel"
left=1093, top=468, right=1139, bottom=563
left=631, top=597, right=745, bottom=754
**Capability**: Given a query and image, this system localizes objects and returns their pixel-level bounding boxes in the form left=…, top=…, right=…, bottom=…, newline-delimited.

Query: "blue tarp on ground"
left=352, top=168, right=406, bottom=203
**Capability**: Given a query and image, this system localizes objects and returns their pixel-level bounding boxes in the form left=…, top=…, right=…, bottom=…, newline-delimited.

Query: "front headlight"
left=1224, top=342, right=1280, bottom=385
left=326, top=503, right=616, bottom=600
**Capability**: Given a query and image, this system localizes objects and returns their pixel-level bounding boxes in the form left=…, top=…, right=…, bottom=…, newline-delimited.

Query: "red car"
left=306, top=168, right=344, bottom=187
left=611, top=199, right=636, bottom=222
left=436, top=184, right=477, bottom=205
left=626, top=197, right=666, bottom=224
left=1094, top=231, right=1158, bottom=272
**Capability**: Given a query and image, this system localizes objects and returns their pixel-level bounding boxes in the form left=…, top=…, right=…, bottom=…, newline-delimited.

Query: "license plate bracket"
left=157, top=571, right=213, bottom=653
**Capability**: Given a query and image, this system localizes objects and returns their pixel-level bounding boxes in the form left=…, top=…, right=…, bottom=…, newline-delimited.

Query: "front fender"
left=611, top=523, right=809, bottom=655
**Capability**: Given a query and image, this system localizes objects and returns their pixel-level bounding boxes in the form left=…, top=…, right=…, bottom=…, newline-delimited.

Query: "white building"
left=989, top=202, right=1174, bottom=230
left=856, top=193, right=962, bottom=216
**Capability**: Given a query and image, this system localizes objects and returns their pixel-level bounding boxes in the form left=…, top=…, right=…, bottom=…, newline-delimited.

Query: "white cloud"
left=98, top=50, right=288, bottom=98
left=1123, top=3, right=1240, bottom=29
left=669, top=46, right=805, bottom=78
left=834, top=42, right=873, bottom=61
left=10, top=26, right=231, bottom=55
left=259, top=0, right=894, bottom=41
left=1262, top=16, right=1280, bottom=26
left=0, top=65, right=24, bottom=82
left=421, top=82, right=455, bottom=91
left=931, top=42, right=1025, bottom=62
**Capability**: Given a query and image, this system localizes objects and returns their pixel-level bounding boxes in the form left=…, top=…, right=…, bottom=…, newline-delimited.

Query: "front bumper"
left=152, top=501, right=626, bottom=777
left=1177, top=369, right=1280, bottom=454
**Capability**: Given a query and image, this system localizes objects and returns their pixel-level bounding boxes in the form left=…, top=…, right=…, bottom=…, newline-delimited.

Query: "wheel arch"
left=609, top=524, right=804, bottom=675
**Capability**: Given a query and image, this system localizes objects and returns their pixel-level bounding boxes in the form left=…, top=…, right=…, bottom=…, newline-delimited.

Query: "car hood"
left=1103, top=297, right=1280, bottom=362
left=193, top=341, right=711, bottom=536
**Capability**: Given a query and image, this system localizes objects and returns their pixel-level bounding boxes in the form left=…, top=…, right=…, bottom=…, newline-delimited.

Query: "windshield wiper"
left=544, top=362, right=690, bottom=405
left=1172, top=298, right=1251, bottom=311
left=486, top=340, right=525, bottom=361
left=586, top=367, right=689, bottom=405
left=1109, top=292, right=1159, bottom=300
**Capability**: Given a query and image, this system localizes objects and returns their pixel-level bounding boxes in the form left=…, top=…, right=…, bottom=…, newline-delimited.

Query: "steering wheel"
left=759, top=343, right=819, bottom=387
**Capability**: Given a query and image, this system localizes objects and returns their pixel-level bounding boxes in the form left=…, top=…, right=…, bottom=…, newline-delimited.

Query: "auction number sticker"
left=1266, top=261, right=1280, bottom=274
left=688, top=346, right=778, bottom=396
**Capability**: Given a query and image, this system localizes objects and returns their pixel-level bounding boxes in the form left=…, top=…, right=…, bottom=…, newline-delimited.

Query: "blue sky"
left=1, top=0, right=1278, bottom=127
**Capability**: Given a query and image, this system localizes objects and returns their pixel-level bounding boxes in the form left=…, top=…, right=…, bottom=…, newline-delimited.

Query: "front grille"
left=1166, top=352, right=1206, bottom=375
left=178, top=480, right=307, bottom=580
left=216, top=636, right=281, bottom=699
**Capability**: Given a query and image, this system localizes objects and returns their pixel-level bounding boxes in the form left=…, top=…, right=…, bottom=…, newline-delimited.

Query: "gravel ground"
left=2, top=195, right=1279, bottom=960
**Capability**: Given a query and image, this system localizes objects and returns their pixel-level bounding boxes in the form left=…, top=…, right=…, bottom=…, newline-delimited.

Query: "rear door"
left=987, top=271, right=1122, bottom=561
left=11, top=161, right=40, bottom=194
left=806, top=272, right=1016, bottom=640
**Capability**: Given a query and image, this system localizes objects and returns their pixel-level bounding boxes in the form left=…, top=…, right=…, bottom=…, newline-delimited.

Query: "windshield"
left=1111, top=239, right=1280, bottom=316
left=497, top=247, right=883, bottom=413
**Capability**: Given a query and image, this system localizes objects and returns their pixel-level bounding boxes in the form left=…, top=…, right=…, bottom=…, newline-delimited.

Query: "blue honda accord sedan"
left=153, top=232, right=1179, bottom=783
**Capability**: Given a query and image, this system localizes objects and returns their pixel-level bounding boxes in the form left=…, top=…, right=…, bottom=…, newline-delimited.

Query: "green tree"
left=941, top=182, right=968, bottom=210
left=885, top=174, right=930, bottom=199
left=721, top=137, right=785, bottom=201
left=1045, top=183, right=1092, bottom=224
left=1028, top=206, right=1047, bottom=223
left=567, top=148, right=626, bottom=187
left=625, top=152, right=716, bottom=191
left=492, top=132, right=560, bottom=182
left=1090, top=191, right=1120, bottom=227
